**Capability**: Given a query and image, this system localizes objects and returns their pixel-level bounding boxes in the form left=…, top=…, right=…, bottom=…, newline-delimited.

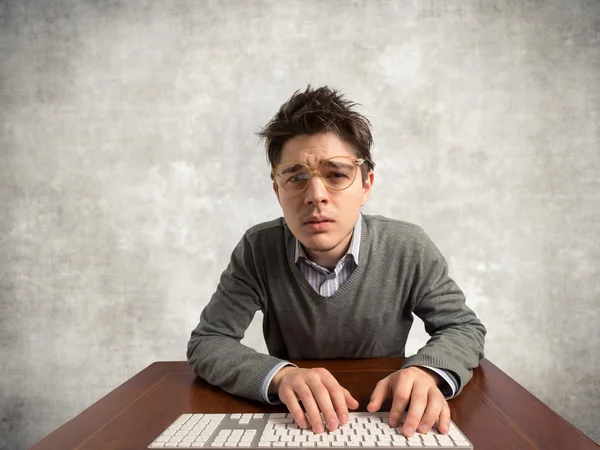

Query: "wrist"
left=406, top=366, right=443, bottom=386
left=268, top=366, right=296, bottom=394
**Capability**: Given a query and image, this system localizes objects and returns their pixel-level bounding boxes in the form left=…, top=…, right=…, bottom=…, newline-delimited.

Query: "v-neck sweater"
left=187, top=214, right=486, bottom=403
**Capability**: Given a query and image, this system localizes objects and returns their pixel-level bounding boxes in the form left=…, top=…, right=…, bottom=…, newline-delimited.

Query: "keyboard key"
left=269, top=418, right=294, bottom=424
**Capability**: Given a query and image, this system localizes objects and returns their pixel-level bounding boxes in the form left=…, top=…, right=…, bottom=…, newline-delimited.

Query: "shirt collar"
left=294, top=213, right=362, bottom=265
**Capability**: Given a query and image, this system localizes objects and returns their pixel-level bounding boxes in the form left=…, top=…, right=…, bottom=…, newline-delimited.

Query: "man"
left=187, top=85, right=486, bottom=438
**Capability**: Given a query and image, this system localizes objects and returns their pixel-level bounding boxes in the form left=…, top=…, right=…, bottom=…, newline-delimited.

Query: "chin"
left=300, top=234, right=337, bottom=252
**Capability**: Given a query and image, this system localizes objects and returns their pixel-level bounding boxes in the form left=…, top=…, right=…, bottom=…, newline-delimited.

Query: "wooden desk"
left=30, top=359, right=598, bottom=450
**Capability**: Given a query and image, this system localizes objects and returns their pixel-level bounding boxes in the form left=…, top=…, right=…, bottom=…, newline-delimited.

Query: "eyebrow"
left=321, top=160, right=353, bottom=169
left=280, top=164, right=305, bottom=175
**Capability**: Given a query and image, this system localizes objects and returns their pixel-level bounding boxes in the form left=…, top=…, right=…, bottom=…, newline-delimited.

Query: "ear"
left=273, top=181, right=281, bottom=206
left=361, top=171, right=374, bottom=206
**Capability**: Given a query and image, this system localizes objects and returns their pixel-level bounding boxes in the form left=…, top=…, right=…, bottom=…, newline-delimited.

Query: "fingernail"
left=340, top=414, right=348, bottom=424
left=404, top=426, right=413, bottom=437
left=327, top=419, right=338, bottom=430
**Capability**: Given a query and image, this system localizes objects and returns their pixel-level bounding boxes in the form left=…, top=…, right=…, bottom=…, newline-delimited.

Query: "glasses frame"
left=272, top=155, right=366, bottom=195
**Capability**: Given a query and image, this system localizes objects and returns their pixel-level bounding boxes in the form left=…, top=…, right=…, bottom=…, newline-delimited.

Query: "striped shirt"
left=294, top=215, right=362, bottom=296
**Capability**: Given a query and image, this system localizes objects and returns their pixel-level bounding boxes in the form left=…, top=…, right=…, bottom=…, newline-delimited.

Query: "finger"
left=417, top=388, right=445, bottom=434
left=319, top=371, right=358, bottom=423
left=367, top=377, right=390, bottom=412
left=306, top=372, right=339, bottom=432
left=322, top=378, right=360, bottom=426
left=401, top=383, right=428, bottom=437
left=279, top=387, right=309, bottom=429
left=320, top=378, right=349, bottom=427
left=336, top=389, right=359, bottom=425
left=437, top=402, right=451, bottom=434
left=387, top=376, right=411, bottom=428
left=344, top=388, right=360, bottom=410
left=295, top=383, right=326, bottom=434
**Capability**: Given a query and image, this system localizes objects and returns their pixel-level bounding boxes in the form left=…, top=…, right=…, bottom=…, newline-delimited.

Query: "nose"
left=304, top=170, right=329, bottom=206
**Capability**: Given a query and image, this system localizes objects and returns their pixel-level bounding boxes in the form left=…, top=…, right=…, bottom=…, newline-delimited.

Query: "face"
left=273, top=132, right=374, bottom=267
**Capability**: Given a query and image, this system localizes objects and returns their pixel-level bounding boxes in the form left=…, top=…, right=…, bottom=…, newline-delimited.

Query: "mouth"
left=304, top=217, right=334, bottom=232
left=304, top=216, right=334, bottom=225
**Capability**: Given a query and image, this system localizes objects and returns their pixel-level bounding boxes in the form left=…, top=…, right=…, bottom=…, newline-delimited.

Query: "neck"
left=304, top=231, right=353, bottom=270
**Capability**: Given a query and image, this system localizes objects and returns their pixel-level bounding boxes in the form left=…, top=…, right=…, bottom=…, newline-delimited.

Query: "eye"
left=328, top=171, right=349, bottom=179
left=286, top=172, right=309, bottom=183
left=323, top=169, right=350, bottom=180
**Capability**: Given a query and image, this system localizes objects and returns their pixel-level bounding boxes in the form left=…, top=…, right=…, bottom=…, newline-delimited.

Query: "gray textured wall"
left=1, top=1, right=598, bottom=448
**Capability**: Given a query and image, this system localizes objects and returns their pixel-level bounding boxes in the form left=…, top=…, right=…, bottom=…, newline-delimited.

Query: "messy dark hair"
left=256, top=85, right=375, bottom=181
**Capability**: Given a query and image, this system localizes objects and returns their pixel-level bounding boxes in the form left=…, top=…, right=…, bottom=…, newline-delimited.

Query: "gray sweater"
left=187, top=215, right=486, bottom=402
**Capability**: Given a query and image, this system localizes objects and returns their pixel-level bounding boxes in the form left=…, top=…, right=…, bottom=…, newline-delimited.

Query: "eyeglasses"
left=272, top=156, right=366, bottom=195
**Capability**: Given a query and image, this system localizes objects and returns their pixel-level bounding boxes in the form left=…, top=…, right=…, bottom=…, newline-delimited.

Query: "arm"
left=189, top=231, right=358, bottom=430
left=186, top=233, right=288, bottom=402
left=403, top=232, right=486, bottom=394
left=368, top=230, right=485, bottom=437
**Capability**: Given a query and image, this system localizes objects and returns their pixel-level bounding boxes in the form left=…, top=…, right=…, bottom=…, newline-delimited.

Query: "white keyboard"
left=147, top=412, right=473, bottom=449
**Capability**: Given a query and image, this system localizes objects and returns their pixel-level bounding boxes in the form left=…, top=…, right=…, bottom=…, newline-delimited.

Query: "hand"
left=270, top=367, right=359, bottom=433
left=367, top=366, right=450, bottom=437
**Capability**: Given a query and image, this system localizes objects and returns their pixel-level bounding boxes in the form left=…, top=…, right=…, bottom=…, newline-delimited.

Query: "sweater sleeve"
left=402, top=232, right=486, bottom=395
left=186, top=232, right=288, bottom=402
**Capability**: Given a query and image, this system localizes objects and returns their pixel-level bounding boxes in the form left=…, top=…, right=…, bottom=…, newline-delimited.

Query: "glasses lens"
left=319, top=157, right=357, bottom=190
left=275, top=162, right=310, bottom=193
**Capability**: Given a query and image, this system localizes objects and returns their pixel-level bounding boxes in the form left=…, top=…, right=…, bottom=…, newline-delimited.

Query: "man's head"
left=256, top=85, right=376, bottom=268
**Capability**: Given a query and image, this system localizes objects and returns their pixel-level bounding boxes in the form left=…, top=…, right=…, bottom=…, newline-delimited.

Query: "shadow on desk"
left=29, top=358, right=599, bottom=450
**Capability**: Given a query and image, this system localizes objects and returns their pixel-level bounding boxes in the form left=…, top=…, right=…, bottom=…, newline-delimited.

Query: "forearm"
left=186, top=230, right=288, bottom=401
left=187, top=329, right=286, bottom=402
